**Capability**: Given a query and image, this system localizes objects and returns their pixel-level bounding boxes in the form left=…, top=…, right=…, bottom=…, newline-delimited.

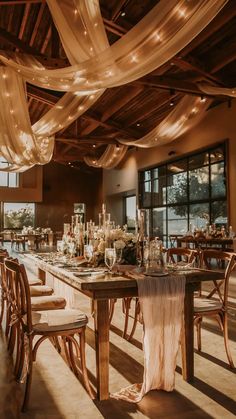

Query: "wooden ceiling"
left=0, top=0, right=236, bottom=172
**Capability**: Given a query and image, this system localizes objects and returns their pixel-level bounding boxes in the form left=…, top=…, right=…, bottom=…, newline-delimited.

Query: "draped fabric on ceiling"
left=0, top=0, right=227, bottom=93
left=118, top=96, right=211, bottom=148
left=198, top=82, right=236, bottom=98
left=0, top=67, right=54, bottom=172
left=84, top=144, right=128, bottom=169
left=0, top=0, right=228, bottom=171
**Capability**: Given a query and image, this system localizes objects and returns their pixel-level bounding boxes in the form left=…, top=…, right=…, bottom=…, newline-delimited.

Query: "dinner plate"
left=74, top=269, right=107, bottom=276
left=143, top=272, right=168, bottom=277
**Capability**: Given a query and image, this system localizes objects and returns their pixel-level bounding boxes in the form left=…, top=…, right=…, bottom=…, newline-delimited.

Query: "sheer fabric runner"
left=112, top=274, right=186, bottom=403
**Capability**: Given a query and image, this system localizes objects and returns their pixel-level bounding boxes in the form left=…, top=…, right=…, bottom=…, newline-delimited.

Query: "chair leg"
left=78, top=330, right=95, bottom=399
left=221, top=313, right=234, bottom=368
left=127, top=298, right=140, bottom=341
left=0, top=296, right=5, bottom=325
left=195, top=317, right=202, bottom=351
left=109, top=299, right=116, bottom=324
left=122, top=297, right=132, bottom=339
left=22, top=335, right=33, bottom=412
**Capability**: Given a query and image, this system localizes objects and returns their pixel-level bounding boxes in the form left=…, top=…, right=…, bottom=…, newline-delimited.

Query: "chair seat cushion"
left=194, top=298, right=222, bottom=312
left=28, top=278, right=42, bottom=286
left=30, top=285, right=53, bottom=297
left=31, top=296, right=66, bottom=311
left=32, top=309, right=88, bottom=332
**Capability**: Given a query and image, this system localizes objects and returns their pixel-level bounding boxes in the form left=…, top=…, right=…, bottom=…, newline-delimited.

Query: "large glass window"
left=3, top=203, right=35, bottom=229
left=0, top=159, right=19, bottom=187
left=124, top=195, right=136, bottom=230
left=139, top=144, right=227, bottom=245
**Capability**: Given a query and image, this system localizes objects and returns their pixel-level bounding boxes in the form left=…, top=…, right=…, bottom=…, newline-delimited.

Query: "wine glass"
left=115, top=247, right=123, bottom=264
left=105, top=248, right=116, bottom=275
left=84, top=244, right=94, bottom=266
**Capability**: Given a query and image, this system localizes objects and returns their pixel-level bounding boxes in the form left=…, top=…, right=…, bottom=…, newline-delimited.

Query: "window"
left=0, top=159, right=19, bottom=187
left=3, top=203, right=35, bottom=229
left=124, top=195, right=136, bottom=230
left=139, top=144, right=227, bottom=245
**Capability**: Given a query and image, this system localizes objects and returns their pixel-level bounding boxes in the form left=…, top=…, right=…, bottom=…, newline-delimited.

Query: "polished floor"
left=0, top=248, right=236, bottom=418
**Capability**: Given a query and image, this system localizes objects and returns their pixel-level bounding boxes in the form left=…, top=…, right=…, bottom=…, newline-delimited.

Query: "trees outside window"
left=139, top=144, right=227, bottom=245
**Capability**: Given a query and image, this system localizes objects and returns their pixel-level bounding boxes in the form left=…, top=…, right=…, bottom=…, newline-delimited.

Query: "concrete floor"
left=0, top=247, right=236, bottom=418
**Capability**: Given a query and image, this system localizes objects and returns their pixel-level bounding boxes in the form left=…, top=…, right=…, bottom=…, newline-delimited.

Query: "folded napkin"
left=112, top=274, right=186, bottom=403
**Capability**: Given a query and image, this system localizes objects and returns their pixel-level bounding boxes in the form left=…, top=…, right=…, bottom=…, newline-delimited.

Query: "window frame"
left=138, top=142, right=228, bottom=245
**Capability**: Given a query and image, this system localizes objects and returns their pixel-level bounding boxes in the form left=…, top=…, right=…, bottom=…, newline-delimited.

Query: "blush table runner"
left=112, top=274, right=186, bottom=402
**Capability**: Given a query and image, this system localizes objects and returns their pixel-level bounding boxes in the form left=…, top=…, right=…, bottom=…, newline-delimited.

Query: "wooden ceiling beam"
left=209, top=39, right=236, bottom=74
left=0, top=26, right=42, bottom=55
left=29, top=2, right=46, bottom=47
left=179, top=1, right=236, bottom=58
left=101, top=85, right=143, bottom=122
left=135, top=75, right=212, bottom=97
left=172, top=57, right=224, bottom=85
left=0, top=0, right=44, bottom=4
left=18, top=3, right=31, bottom=40
left=111, top=0, right=130, bottom=21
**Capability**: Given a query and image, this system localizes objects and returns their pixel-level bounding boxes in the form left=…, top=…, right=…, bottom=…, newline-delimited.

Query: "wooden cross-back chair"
left=166, top=247, right=198, bottom=265
left=0, top=249, right=9, bottom=326
left=4, top=258, right=94, bottom=412
left=194, top=250, right=236, bottom=368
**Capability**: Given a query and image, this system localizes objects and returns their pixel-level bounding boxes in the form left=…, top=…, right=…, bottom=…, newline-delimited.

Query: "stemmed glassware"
left=105, top=248, right=116, bottom=275
left=84, top=244, right=94, bottom=266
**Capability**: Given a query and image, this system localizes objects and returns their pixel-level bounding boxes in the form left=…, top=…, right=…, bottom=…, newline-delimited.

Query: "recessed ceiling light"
left=121, top=11, right=126, bottom=17
left=92, top=144, right=96, bottom=148
left=136, top=123, right=141, bottom=127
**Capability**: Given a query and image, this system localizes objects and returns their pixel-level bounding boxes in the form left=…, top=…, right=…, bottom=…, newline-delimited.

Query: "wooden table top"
left=24, top=254, right=224, bottom=293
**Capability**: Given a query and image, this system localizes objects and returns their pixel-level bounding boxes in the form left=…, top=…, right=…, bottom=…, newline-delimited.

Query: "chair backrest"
left=166, top=247, right=198, bottom=264
left=0, top=250, right=9, bottom=293
left=201, top=250, right=236, bottom=307
left=4, top=258, right=33, bottom=333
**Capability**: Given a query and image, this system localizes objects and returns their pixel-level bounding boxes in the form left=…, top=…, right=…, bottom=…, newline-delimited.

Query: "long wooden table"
left=25, top=254, right=224, bottom=401
left=176, top=236, right=233, bottom=250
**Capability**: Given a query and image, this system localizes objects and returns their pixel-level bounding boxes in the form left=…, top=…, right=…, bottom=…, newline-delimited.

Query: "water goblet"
left=105, top=248, right=116, bottom=275
left=84, top=244, right=94, bottom=266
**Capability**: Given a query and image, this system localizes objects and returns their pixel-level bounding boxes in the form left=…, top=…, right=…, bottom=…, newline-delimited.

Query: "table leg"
left=94, top=299, right=110, bottom=400
left=181, top=283, right=194, bottom=382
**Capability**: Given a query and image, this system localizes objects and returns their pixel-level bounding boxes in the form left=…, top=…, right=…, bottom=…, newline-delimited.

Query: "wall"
left=36, top=162, right=102, bottom=231
left=0, top=166, right=42, bottom=202
left=103, top=100, right=236, bottom=229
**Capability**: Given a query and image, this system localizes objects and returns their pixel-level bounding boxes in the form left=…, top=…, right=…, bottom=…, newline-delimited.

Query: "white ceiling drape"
left=198, top=82, right=236, bottom=98
left=118, top=96, right=211, bottom=148
left=0, top=67, right=54, bottom=172
left=0, top=0, right=227, bottom=93
left=0, top=0, right=228, bottom=171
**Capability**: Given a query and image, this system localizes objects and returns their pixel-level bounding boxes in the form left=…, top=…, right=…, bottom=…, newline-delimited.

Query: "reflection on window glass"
left=167, top=159, right=187, bottom=174
left=167, top=172, right=187, bottom=204
left=189, top=203, right=209, bottom=229
left=153, top=207, right=166, bottom=239
left=125, top=196, right=136, bottom=230
left=142, top=182, right=151, bottom=207
left=153, top=177, right=166, bottom=206
left=189, top=167, right=209, bottom=200
left=212, top=200, right=227, bottom=227
left=210, top=147, right=224, bottom=163
left=144, top=171, right=151, bottom=181
left=4, top=203, right=35, bottom=229
left=211, top=162, right=226, bottom=198
left=167, top=206, right=188, bottom=235
left=189, top=152, right=209, bottom=169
